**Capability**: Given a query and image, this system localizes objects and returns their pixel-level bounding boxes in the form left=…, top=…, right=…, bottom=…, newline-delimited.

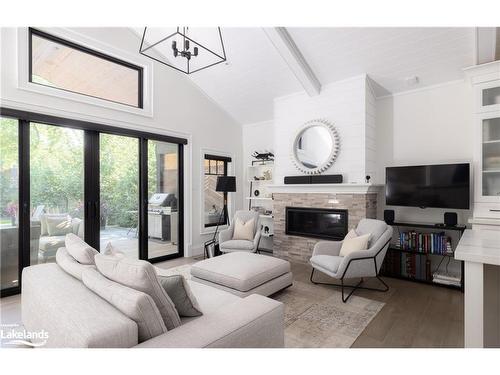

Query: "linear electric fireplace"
left=285, top=207, right=348, bottom=241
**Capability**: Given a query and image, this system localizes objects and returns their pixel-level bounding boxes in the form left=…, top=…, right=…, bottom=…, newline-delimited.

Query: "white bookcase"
left=246, top=161, right=274, bottom=252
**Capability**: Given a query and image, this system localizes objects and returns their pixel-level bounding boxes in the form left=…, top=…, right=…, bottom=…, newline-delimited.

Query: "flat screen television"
left=385, top=163, right=470, bottom=209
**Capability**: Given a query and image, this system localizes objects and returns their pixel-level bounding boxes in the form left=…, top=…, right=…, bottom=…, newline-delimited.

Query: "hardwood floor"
left=0, top=256, right=464, bottom=348
left=287, top=261, right=464, bottom=347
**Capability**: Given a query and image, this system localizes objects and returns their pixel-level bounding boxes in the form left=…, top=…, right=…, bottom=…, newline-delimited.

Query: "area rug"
left=156, top=264, right=384, bottom=348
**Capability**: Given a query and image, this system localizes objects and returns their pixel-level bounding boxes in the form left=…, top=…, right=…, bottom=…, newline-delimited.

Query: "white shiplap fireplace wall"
left=271, top=74, right=376, bottom=185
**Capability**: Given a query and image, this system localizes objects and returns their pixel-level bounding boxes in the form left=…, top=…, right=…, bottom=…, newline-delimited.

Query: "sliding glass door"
left=29, top=123, right=85, bottom=265
left=0, top=108, right=186, bottom=297
left=0, top=118, right=20, bottom=292
left=147, top=140, right=180, bottom=260
left=100, top=134, right=139, bottom=258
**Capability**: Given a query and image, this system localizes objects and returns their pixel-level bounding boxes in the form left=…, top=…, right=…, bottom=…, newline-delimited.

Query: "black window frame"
left=0, top=107, right=187, bottom=297
left=29, top=28, right=144, bottom=109
left=204, top=154, right=231, bottom=228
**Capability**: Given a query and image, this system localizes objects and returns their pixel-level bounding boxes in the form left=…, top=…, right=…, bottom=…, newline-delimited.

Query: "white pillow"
left=232, top=218, right=255, bottom=241
left=82, top=268, right=167, bottom=342
left=344, top=229, right=358, bottom=240
left=65, top=233, right=99, bottom=265
left=56, top=247, right=96, bottom=280
left=339, top=233, right=371, bottom=257
left=94, top=254, right=181, bottom=330
left=40, top=213, right=68, bottom=236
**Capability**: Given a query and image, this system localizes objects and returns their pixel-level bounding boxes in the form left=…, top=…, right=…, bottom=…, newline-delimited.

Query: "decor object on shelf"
left=309, top=218, right=392, bottom=303
left=365, top=175, right=371, bottom=183
left=218, top=210, right=261, bottom=253
left=139, top=27, right=227, bottom=74
left=291, top=119, right=340, bottom=174
left=252, top=151, right=274, bottom=163
left=253, top=189, right=260, bottom=197
left=262, top=170, right=272, bottom=180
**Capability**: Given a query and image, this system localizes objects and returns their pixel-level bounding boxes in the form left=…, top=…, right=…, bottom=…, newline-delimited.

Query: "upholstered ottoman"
left=190, top=252, right=293, bottom=297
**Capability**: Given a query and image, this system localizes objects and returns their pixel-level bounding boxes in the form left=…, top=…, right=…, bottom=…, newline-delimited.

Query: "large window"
left=0, top=107, right=187, bottom=297
left=30, top=28, right=143, bottom=108
left=0, top=118, right=20, bottom=291
left=30, top=123, right=84, bottom=265
left=204, top=154, right=231, bottom=228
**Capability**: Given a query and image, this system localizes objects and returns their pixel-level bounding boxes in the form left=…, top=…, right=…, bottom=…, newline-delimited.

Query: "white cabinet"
left=477, top=114, right=500, bottom=202
left=466, top=61, right=500, bottom=222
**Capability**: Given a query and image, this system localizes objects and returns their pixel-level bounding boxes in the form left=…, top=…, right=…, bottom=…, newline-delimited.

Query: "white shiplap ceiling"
left=136, top=27, right=475, bottom=124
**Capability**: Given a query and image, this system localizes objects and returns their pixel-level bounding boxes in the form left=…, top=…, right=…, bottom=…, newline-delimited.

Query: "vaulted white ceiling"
left=134, top=27, right=476, bottom=125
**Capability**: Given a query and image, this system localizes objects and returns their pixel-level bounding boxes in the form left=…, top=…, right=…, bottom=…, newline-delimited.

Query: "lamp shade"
left=216, top=176, right=236, bottom=192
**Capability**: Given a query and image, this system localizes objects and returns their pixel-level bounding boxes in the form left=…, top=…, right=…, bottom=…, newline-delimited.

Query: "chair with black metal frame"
left=309, top=218, right=393, bottom=303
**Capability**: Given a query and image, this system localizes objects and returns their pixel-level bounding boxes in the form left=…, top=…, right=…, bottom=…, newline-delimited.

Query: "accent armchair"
left=218, top=210, right=261, bottom=253
left=309, top=218, right=393, bottom=302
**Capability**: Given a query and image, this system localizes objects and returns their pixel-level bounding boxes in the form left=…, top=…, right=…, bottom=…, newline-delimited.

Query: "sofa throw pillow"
left=40, top=213, right=68, bottom=236
left=339, top=233, right=371, bottom=257
left=94, top=254, right=181, bottom=330
left=232, top=218, right=255, bottom=241
left=158, top=275, right=203, bottom=317
left=46, top=215, right=72, bottom=236
left=82, top=268, right=167, bottom=342
left=56, top=247, right=96, bottom=281
left=344, top=229, right=358, bottom=240
left=65, top=233, right=99, bottom=265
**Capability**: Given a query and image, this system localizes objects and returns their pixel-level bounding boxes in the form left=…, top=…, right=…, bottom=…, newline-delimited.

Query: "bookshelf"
left=380, top=222, right=466, bottom=291
left=246, top=159, right=274, bottom=253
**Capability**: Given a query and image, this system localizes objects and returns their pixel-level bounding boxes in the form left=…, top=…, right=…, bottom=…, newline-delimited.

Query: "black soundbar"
left=284, top=174, right=343, bottom=184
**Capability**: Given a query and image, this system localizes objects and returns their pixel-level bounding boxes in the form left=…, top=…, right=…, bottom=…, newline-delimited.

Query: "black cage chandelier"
left=139, top=27, right=227, bottom=74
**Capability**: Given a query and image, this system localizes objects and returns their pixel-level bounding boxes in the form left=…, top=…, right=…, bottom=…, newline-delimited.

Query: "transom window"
left=204, top=154, right=231, bottom=228
left=29, top=28, right=143, bottom=108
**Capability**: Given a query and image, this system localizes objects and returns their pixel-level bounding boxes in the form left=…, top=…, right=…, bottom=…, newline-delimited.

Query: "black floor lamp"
left=204, top=176, right=236, bottom=258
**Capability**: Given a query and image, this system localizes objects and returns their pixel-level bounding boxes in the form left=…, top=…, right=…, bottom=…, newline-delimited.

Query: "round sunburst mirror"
left=291, top=119, right=340, bottom=174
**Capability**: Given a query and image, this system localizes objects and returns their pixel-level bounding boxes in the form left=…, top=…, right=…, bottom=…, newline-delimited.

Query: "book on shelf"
left=381, top=250, right=432, bottom=282
left=396, top=230, right=452, bottom=255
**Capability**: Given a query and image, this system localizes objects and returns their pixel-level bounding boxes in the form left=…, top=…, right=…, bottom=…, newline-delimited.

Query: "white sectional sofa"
left=21, top=261, right=284, bottom=348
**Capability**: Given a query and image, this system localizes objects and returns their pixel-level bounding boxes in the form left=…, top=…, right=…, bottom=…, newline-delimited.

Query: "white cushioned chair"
left=218, top=210, right=261, bottom=253
left=309, top=218, right=393, bottom=302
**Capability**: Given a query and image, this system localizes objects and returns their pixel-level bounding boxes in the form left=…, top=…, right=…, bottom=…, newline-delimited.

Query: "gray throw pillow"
left=158, top=275, right=203, bottom=317
left=94, top=254, right=182, bottom=330
left=82, top=268, right=167, bottom=342
left=65, top=233, right=99, bottom=265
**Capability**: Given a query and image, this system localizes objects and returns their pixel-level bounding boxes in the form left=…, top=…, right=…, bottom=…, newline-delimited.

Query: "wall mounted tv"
left=385, top=163, right=470, bottom=209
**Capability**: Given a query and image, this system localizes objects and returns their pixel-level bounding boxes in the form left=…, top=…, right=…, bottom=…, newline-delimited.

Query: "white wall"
left=273, top=75, right=372, bottom=184
left=376, top=80, right=474, bottom=225
left=0, top=27, right=243, bottom=256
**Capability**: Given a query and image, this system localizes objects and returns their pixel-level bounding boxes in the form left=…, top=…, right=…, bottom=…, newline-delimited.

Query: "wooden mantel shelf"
left=267, top=183, right=383, bottom=194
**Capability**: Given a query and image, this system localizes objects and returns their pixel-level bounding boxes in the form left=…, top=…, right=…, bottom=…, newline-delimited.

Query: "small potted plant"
left=5, top=202, right=18, bottom=226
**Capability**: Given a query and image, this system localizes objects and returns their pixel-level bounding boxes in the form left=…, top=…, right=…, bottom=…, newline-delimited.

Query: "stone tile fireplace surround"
left=269, top=184, right=381, bottom=263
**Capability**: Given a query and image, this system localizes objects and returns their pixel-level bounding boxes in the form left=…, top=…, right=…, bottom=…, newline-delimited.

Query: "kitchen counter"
left=455, top=229, right=500, bottom=266
left=455, top=229, right=500, bottom=348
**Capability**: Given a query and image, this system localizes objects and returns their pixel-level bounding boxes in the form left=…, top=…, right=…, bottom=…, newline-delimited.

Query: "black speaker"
left=284, top=175, right=311, bottom=184
left=444, top=212, right=458, bottom=227
left=384, top=209, right=395, bottom=224
left=310, top=174, right=343, bottom=184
